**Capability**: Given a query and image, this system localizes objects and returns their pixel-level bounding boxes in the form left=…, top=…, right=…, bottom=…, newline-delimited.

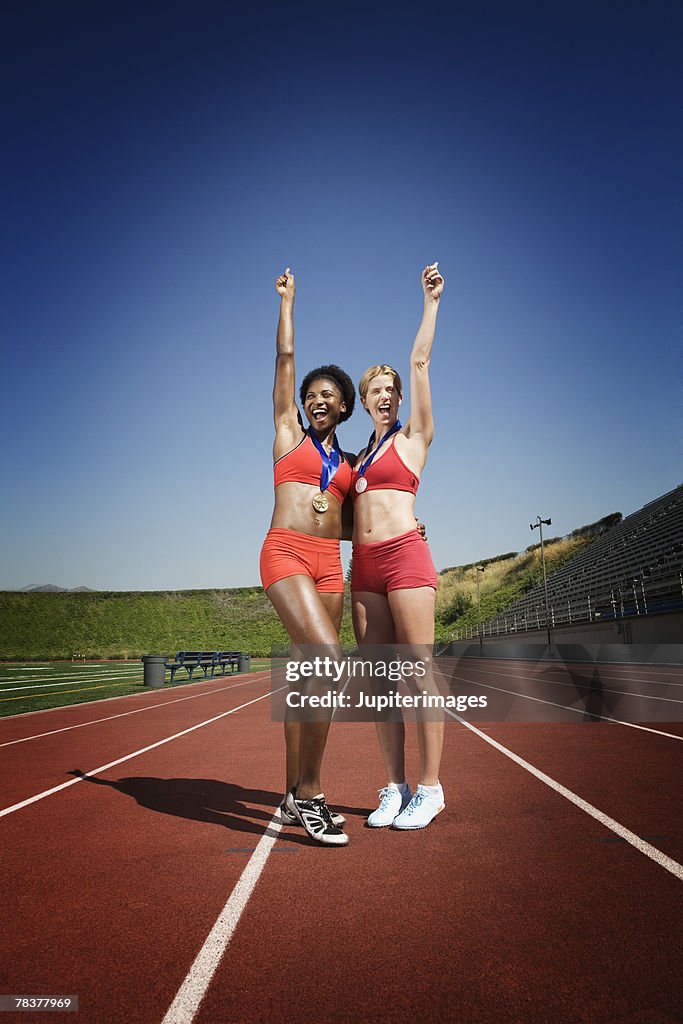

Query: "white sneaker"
left=392, top=783, right=445, bottom=830
left=367, top=783, right=412, bottom=828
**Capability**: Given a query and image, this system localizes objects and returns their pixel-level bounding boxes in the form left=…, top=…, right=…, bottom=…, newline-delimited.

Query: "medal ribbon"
left=307, top=429, right=343, bottom=493
left=357, top=420, right=402, bottom=478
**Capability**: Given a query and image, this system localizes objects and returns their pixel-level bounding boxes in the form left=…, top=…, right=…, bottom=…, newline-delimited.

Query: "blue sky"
left=2, top=1, right=681, bottom=591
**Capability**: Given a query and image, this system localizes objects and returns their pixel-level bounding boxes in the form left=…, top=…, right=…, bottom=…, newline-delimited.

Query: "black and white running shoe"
left=279, top=798, right=346, bottom=828
left=285, top=788, right=349, bottom=846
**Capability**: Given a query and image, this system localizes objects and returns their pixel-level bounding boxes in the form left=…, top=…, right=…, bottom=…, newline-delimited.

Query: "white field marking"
left=0, top=674, right=143, bottom=694
left=456, top=662, right=683, bottom=703
left=0, top=675, right=60, bottom=683
left=0, top=669, right=271, bottom=721
left=161, top=812, right=283, bottom=1024
left=448, top=711, right=683, bottom=882
left=2, top=667, right=49, bottom=672
left=0, top=685, right=287, bottom=820
left=0, top=676, right=266, bottom=749
left=452, top=670, right=683, bottom=742
left=0, top=667, right=141, bottom=684
left=1, top=663, right=139, bottom=675
left=43, top=664, right=140, bottom=671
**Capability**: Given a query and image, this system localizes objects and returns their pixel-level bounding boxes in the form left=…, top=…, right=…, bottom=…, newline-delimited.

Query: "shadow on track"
left=68, top=771, right=366, bottom=843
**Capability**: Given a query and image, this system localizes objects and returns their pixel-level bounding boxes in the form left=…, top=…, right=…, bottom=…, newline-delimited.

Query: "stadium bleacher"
left=458, top=484, right=683, bottom=639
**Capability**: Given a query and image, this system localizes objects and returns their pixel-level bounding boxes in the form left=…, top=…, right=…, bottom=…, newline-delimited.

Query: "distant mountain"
left=19, top=584, right=62, bottom=592
left=18, top=584, right=95, bottom=593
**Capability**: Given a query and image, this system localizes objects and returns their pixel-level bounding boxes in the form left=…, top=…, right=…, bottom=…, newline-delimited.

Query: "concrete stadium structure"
left=443, top=483, right=683, bottom=662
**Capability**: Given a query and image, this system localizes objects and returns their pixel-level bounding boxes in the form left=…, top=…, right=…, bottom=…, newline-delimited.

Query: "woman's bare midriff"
left=352, top=488, right=417, bottom=544
left=270, top=481, right=344, bottom=539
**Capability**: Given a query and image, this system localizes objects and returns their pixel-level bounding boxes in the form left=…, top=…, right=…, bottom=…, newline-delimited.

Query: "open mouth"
left=311, top=408, right=328, bottom=422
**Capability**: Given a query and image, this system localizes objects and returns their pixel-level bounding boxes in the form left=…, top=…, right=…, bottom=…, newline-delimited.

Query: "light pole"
left=476, top=565, right=485, bottom=654
left=530, top=515, right=552, bottom=647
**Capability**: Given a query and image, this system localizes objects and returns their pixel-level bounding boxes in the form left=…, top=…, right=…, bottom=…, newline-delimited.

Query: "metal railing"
left=449, top=567, right=683, bottom=641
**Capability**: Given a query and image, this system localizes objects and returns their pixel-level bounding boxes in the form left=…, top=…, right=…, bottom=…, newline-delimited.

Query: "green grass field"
left=0, top=524, right=605, bottom=718
left=0, top=660, right=270, bottom=718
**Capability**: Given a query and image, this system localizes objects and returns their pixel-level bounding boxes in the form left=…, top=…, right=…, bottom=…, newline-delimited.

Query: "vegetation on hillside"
left=1, top=517, right=613, bottom=660
left=0, top=589, right=290, bottom=661
left=433, top=534, right=597, bottom=641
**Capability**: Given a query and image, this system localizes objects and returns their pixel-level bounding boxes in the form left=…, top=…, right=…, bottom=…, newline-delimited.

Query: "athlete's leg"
left=352, top=591, right=407, bottom=785
left=283, top=590, right=343, bottom=792
left=268, top=575, right=341, bottom=800
left=387, top=586, right=442, bottom=786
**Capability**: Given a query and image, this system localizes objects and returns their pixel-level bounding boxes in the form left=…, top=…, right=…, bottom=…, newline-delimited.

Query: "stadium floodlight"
left=530, top=515, right=552, bottom=646
left=476, top=565, right=485, bottom=654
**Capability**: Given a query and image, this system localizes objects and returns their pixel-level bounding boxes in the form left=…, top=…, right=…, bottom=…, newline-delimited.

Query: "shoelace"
left=404, top=791, right=424, bottom=815
left=377, top=787, right=398, bottom=810
left=305, top=796, right=336, bottom=828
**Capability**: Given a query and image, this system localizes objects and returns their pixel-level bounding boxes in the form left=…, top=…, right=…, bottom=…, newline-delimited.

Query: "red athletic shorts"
left=351, top=529, right=438, bottom=594
left=260, top=528, right=344, bottom=593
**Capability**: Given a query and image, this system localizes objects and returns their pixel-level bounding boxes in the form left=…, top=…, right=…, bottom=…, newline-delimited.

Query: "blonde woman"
left=351, top=262, right=445, bottom=829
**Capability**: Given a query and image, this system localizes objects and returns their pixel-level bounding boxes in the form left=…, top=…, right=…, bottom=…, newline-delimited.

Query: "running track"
left=1, top=659, right=682, bottom=1023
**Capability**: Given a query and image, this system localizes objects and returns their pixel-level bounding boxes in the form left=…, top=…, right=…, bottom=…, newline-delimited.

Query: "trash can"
left=237, top=653, right=251, bottom=674
left=142, top=655, right=166, bottom=688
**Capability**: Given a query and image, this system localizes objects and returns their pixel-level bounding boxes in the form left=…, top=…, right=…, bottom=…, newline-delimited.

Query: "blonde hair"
left=358, top=364, right=403, bottom=405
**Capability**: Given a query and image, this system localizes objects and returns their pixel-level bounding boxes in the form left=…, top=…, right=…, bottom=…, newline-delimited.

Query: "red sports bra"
left=350, top=438, right=419, bottom=500
left=274, top=435, right=352, bottom=504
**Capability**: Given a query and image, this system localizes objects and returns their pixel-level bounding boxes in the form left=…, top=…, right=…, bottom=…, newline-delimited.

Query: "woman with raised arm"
left=351, top=262, right=445, bottom=830
left=260, top=267, right=354, bottom=847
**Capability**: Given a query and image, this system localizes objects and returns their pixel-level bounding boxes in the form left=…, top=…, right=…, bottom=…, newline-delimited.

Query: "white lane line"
left=453, top=671, right=683, bottom=742
left=458, top=661, right=683, bottom=701
left=446, top=657, right=683, bottom=685
left=161, top=812, right=283, bottom=1024
left=454, top=656, right=683, bottom=674
left=449, top=711, right=683, bottom=882
left=441, top=656, right=683, bottom=686
left=0, top=686, right=287, bottom=820
left=0, top=676, right=266, bottom=749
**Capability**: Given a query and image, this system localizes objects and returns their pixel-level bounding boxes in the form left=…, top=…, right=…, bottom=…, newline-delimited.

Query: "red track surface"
left=1, top=662, right=682, bottom=1023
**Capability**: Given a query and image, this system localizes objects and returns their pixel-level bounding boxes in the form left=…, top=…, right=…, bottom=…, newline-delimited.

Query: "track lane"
left=0, top=674, right=273, bottom=812
left=452, top=719, right=683, bottom=871
left=443, top=656, right=683, bottom=729
left=0, top=671, right=271, bottom=743
left=1, top=697, right=288, bottom=1024
left=191, top=720, right=683, bottom=1024
left=2, top=661, right=682, bottom=1023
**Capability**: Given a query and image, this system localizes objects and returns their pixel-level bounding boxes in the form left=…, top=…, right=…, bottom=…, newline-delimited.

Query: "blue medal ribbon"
left=307, top=429, right=343, bottom=493
left=357, top=420, right=402, bottom=478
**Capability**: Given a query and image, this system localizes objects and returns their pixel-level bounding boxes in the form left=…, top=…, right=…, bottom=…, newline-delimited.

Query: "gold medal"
left=355, top=477, right=368, bottom=494
left=312, top=492, right=329, bottom=513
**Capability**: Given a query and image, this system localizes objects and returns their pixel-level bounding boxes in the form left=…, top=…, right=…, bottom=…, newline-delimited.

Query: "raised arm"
left=405, top=262, right=444, bottom=445
left=273, top=267, right=298, bottom=425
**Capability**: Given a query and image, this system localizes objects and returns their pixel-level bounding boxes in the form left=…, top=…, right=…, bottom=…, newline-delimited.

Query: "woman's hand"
left=276, top=267, right=296, bottom=301
left=422, top=262, right=444, bottom=303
